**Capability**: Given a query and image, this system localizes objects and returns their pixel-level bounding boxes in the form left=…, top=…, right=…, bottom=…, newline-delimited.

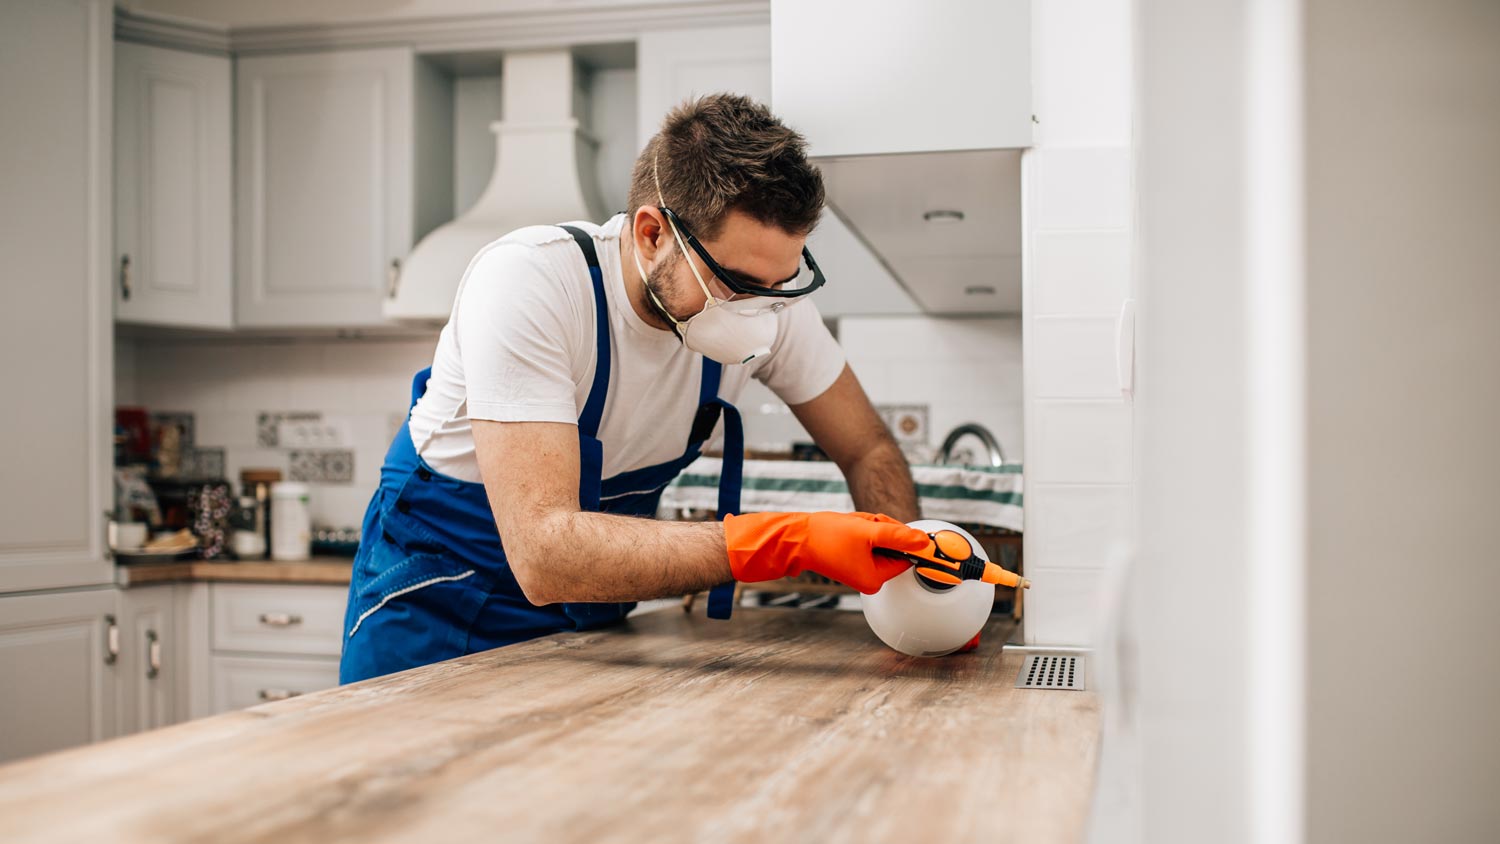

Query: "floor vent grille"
left=1015, top=654, right=1086, bottom=691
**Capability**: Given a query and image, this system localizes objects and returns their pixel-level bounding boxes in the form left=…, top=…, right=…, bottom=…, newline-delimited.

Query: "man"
left=340, top=94, right=928, bottom=684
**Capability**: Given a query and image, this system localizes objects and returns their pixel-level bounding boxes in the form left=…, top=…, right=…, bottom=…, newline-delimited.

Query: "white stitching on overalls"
left=599, top=480, right=671, bottom=502
left=347, top=570, right=476, bottom=639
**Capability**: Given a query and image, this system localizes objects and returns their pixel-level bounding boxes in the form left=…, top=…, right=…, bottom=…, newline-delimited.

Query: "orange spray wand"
left=877, top=529, right=1032, bottom=590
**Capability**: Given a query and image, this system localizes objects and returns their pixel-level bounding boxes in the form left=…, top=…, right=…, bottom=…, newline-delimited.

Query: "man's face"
left=647, top=208, right=806, bottom=320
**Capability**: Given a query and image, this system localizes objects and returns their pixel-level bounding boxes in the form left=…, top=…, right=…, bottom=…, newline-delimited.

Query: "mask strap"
left=653, top=152, right=720, bottom=306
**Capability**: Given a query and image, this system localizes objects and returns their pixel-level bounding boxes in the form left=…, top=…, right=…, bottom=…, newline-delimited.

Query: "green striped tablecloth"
left=659, top=457, right=1023, bottom=532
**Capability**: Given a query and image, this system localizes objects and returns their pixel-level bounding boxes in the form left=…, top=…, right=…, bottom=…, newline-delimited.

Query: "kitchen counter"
left=0, top=607, right=1099, bottom=843
left=115, top=557, right=353, bottom=587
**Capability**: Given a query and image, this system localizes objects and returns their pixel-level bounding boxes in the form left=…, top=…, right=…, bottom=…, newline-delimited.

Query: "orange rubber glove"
left=722, top=511, right=930, bottom=594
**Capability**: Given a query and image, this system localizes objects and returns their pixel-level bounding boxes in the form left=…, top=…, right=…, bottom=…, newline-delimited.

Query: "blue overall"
left=339, top=226, right=744, bottom=684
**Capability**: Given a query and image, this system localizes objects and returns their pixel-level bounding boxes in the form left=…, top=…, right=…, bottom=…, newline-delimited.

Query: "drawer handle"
left=119, top=254, right=132, bottom=301
left=258, top=612, right=303, bottom=627
left=387, top=257, right=402, bottom=299
left=104, top=614, right=119, bottom=665
left=258, top=688, right=303, bottom=702
left=146, top=630, right=161, bottom=679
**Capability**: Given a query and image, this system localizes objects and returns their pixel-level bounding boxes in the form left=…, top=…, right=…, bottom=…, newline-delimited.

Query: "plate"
left=113, top=547, right=199, bottom=564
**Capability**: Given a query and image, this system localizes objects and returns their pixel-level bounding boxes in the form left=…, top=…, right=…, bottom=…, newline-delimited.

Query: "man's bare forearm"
left=510, top=511, right=732, bottom=604
left=844, top=441, right=921, bottom=523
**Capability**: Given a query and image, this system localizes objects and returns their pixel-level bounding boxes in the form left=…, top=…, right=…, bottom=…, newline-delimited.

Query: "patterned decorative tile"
left=257, top=411, right=321, bottom=447
left=320, top=449, right=354, bottom=483
left=875, top=404, right=930, bottom=445
left=186, top=447, right=226, bottom=479
left=287, top=449, right=355, bottom=484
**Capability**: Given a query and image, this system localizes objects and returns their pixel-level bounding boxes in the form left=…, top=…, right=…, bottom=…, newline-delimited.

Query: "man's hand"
left=723, top=511, right=929, bottom=594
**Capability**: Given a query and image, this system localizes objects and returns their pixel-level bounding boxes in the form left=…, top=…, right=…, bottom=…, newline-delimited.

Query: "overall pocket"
left=345, top=551, right=479, bottom=640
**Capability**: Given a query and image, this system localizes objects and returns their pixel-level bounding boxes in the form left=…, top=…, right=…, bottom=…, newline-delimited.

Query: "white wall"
left=1103, top=0, right=1500, bottom=841
left=1302, top=0, right=1500, bottom=840
left=1021, top=0, right=1134, bottom=647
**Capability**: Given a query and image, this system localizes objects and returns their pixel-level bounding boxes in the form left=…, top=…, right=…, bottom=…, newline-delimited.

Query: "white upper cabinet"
left=771, top=0, right=1031, bottom=157
left=637, top=25, right=773, bottom=149
left=235, top=48, right=437, bottom=328
left=0, top=0, right=114, bottom=593
left=114, top=41, right=233, bottom=329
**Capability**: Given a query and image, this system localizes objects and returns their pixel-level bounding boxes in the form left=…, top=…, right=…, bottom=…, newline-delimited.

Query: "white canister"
left=269, top=482, right=312, bottom=561
left=862, top=520, right=996, bottom=657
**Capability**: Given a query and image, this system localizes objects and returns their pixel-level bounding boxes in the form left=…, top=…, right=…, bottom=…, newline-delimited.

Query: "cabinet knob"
left=104, top=614, right=119, bottom=665
left=258, top=688, right=302, bottom=702
left=387, top=257, right=402, bottom=299
left=119, top=254, right=132, bottom=301
left=258, top=612, right=302, bottom=627
left=145, top=629, right=161, bottom=679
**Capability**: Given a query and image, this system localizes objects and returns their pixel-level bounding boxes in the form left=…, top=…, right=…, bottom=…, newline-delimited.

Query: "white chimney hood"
left=386, top=49, right=606, bottom=322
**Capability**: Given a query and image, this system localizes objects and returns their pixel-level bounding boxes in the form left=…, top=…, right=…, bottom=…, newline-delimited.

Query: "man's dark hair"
left=628, top=93, right=825, bottom=239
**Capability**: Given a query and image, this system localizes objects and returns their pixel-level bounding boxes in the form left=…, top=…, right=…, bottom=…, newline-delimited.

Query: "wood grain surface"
left=0, top=608, right=1099, bottom=844
left=115, top=558, right=353, bottom=587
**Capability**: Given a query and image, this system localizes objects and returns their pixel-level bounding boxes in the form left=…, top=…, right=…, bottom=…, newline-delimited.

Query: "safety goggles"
left=658, top=206, right=827, bottom=300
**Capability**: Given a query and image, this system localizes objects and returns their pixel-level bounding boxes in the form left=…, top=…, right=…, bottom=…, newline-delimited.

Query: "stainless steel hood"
left=385, top=49, right=606, bottom=322
left=814, top=149, right=1023, bottom=315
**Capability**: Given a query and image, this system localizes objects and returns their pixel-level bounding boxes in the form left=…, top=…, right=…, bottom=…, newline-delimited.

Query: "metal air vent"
left=1015, top=654, right=1086, bottom=691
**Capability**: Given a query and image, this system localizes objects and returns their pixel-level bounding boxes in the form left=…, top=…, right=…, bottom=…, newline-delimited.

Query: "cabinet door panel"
left=637, top=26, right=770, bottom=149
left=114, top=41, right=233, bottom=328
left=118, top=585, right=176, bottom=735
left=0, top=589, right=118, bottom=763
left=0, top=0, right=113, bottom=593
left=235, top=48, right=412, bottom=327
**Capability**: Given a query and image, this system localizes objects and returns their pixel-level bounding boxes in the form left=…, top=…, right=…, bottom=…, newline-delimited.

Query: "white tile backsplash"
left=1025, top=483, right=1133, bottom=569
left=1031, top=230, right=1130, bottom=316
left=1030, top=316, right=1121, bottom=398
left=126, top=336, right=438, bottom=528
left=1023, top=568, right=1107, bottom=647
left=1031, top=0, right=1132, bottom=148
left=1031, top=148, right=1132, bottom=231
left=840, top=315, right=1024, bottom=463
left=1029, top=400, right=1133, bottom=484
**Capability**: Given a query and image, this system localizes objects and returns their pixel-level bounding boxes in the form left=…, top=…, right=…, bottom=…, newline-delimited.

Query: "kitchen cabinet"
left=116, top=585, right=180, bottom=734
left=0, top=0, right=115, bottom=594
left=637, top=25, right=773, bottom=149
left=0, top=589, right=119, bottom=764
left=114, top=41, right=233, bottom=329
left=771, top=0, right=1031, bottom=157
left=211, top=655, right=341, bottom=712
left=202, top=583, right=345, bottom=715
left=235, top=48, right=451, bottom=328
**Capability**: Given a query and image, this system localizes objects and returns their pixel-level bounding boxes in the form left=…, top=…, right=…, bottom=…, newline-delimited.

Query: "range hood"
left=815, top=150, right=1023, bottom=314
left=386, top=49, right=606, bottom=322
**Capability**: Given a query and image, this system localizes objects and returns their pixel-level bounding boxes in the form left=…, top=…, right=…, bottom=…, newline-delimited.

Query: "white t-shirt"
left=408, top=213, right=846, bottom=484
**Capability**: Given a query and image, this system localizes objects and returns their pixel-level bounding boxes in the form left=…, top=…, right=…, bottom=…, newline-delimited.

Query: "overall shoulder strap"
left=558, top=225, right=610, bottom=440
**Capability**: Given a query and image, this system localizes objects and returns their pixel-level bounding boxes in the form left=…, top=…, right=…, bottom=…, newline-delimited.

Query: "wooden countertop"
left=115, top=557, right=353, bottom=587
left=0, top=608, right=1099, bottom=844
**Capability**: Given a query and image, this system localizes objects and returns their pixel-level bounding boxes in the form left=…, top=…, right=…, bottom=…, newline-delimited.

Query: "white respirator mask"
left=632, top=233, right=784, bottom=365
